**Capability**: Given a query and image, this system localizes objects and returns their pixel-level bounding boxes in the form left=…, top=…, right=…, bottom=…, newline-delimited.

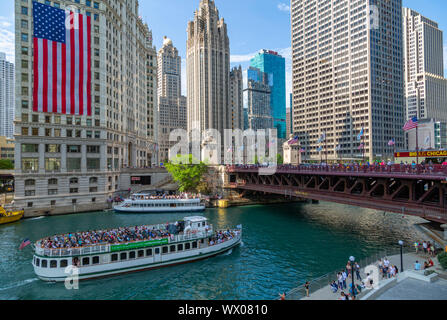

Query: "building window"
left=22, top=159, right=38, bottom=172
left=48, top=189, right=58, bottom=195
left=67, top=158, right=81, bottom=171
left=89, top=177, right=98, bottom=184
left=70, top=188, right=78, bottom=194
left=45, top=144, right=61, bottom=153
left=67, top=145, right=81, bottom=153
left=25, top=190, right=35, bottom=196
left=45, top=158, right=61, bottom=172
left=21, top=144, right=38, bottom=152
left=69, top=177, right=79, bottom=184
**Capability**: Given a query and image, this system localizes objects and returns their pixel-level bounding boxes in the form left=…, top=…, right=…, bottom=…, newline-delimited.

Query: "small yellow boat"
left=0, top=206, right=24, bottom=225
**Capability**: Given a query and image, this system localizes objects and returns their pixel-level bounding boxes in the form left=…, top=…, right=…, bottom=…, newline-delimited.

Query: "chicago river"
left=0, top=201, right=427, bottom=300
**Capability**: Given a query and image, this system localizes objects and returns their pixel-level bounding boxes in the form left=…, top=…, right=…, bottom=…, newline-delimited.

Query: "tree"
left=165, top=155, right=209, bottom=193
left=0, top=159, right=14, bottom=170
left=277, top=154, right=284, bottom=165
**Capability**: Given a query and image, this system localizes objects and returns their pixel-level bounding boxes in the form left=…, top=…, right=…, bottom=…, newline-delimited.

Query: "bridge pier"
left=441, top=224, right=447, bottom=241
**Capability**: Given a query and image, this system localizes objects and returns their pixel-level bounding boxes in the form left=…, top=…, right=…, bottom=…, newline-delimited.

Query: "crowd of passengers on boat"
left=208, top=230, right=237, bottom=246
left=38, top=225, right=180, bottom=249
left=130, top=193, right=202, bottom=201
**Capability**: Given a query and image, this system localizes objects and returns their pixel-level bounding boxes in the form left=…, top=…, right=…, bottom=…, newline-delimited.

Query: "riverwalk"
left=285, top=250, right=445, bottom=300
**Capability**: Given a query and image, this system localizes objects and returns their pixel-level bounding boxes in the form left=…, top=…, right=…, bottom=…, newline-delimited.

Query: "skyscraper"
left=14, top=0, right=157, bottom=213
left=403, top=8, right=447, bottom=122
left=243, top=67, right=272, bottom=131
left=291, top=0, right=405, bottom=162
left=157, top=36, right=187, bottom=162
left=0, top=52, right=14, bottom=138
left=187, top=0, right=230, bottom=140
left=250, top=50, right=286, bottom=139
left=229, top=66, right=244, bottom=131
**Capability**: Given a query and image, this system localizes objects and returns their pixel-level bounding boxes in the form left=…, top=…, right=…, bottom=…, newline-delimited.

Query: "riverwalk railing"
left=283, top=247, right=413, bottom=300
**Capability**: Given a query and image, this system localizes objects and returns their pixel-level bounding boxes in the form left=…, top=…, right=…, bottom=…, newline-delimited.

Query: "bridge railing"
left=227, top=164, right=447, bottom=176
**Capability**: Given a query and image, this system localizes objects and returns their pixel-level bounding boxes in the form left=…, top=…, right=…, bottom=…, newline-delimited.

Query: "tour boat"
left=32, top=216, right=242, bottom=282
left=0, top=206, right=24, bottom=225
left=113, top=193, right=206, bottom=213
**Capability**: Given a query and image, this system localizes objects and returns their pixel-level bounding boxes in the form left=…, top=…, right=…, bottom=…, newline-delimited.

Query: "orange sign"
left=395, top=151, right=447, bottom=158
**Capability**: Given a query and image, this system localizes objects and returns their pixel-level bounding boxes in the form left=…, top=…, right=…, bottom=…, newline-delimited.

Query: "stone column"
left=81, top=145, right=87, bottom=172
left=39, top=143, right=45, bottom=173
left=61, top=144, right=67, bottom=173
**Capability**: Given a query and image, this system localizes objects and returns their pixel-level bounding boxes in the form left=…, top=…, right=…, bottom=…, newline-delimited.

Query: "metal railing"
left=283, top=247, right=413, bottom=300
left=228, top=164, right=447, bottom=177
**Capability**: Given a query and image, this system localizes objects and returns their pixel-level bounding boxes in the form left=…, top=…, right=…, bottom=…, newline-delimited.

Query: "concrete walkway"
left=301, top=252, right=443, bottom=300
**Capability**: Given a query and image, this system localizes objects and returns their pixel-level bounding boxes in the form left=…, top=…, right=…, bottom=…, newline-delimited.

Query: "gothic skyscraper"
left=186, top=0, right=231, bottom=138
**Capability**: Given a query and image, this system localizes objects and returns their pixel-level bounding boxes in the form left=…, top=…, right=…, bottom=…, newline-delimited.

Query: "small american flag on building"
left=33, top=1, right=92, bottom=115
left=403, top=117, right=418, bottom=131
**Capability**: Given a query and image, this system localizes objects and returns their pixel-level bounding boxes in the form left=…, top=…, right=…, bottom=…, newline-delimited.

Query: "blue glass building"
left=250, top=50, right=286, bottom=139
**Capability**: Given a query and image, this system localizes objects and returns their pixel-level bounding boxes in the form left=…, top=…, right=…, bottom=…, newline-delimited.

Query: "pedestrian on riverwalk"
left=342, top=270, right=347, bottom=289
left=279, top=292, right=286, bottom=300
left=304, top=282, right=310, bottom=297
left=422, top=241, right=428, bottom=254
left=337, top=272, right=344, bottom=290
left=354, top=262, right=362, bottom=281
left=346, top=261, right=352, bottom=277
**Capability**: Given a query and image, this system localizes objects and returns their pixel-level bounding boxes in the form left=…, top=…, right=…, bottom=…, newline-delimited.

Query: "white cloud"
left=0, top=15, right=14, bottom=63
left=277, top=3, right=290, bottom=12
left=230, top=51, right=258, bottom=64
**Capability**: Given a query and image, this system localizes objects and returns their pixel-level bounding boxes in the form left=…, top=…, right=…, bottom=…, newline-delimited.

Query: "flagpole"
left=363, top=124, right=366, bottom=163
left=416, top=125, right=419, bottom=164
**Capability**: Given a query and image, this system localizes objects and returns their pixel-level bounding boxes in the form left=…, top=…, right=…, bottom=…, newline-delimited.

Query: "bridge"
left=226, top=164, right=447, bottom=224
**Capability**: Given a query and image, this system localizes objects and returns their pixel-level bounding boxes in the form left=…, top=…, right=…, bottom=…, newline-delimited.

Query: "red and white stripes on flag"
left=33, top=9, right=91, bottom=116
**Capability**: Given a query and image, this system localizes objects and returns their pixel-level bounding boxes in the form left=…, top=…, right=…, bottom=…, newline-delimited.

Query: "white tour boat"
left=113, top=193, right=206, bottom=213
left=32, top=216, right=242, bottom=282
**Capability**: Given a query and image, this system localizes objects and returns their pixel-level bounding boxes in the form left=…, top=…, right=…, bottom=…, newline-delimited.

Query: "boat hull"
left=34, top=236, right=241, bottom=282
left=0, top=211, right=24, bottom=225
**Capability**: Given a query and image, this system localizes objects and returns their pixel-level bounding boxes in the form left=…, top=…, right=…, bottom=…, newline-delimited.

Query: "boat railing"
left=171, top=230, right=214, bottom=243
left=35, top=244, right=111, bottom=257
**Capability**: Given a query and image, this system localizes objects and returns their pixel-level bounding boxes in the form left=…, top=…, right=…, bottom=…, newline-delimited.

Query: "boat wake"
left=29, top=216, right=45, bottom=221
left=222, top=249, right=233, bottom=256
left=0, top=278, right=39, bottom=291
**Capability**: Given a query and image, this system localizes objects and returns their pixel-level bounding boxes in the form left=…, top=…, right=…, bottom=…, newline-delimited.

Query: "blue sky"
left=1, top=0, right=446, bottom=104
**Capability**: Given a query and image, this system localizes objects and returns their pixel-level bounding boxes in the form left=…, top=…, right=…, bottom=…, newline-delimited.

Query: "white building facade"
left=14, top=0, right=157, bottom=215
left=157, top=37, right=186, bottom=162
left=0, top=52, right=14, bottom=139
left=291, top=0, right=406, bottom=162
left=403, top=8, right=447, bottom=122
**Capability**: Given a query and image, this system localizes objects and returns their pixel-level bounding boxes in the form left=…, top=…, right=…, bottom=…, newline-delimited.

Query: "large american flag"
left=33, top=1, right=91, bottom=115
left=403, top=117, right=418, bottom=131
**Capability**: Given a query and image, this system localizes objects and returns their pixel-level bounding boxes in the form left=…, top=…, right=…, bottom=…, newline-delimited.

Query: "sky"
left=1, top=0, right=447, bottom=107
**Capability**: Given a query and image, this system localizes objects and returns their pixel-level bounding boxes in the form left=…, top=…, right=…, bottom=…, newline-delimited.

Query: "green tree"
left=165, top=155, right=209, bottom=193
left=277, top=154, right=284, bottom=165
left=0, top=159, right=14, bottom=170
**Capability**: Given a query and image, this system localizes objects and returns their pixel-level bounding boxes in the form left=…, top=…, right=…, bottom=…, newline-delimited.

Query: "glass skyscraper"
left=250, top=50, right=286, bottom=139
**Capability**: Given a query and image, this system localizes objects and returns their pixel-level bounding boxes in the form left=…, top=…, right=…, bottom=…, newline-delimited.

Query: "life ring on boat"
left=184, top=226, right=192, bottom=233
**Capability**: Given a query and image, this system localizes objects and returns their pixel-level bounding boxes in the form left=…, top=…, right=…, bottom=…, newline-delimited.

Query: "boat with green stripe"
left=32, top=216, right=242, bottom=282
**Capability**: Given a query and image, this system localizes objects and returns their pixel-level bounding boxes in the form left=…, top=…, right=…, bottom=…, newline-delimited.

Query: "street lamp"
left=398, top=240, right=404, bottom=272
left=349, top=256, right=356, bottom=299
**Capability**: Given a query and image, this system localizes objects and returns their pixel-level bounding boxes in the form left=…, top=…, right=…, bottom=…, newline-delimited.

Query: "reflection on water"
left=0, top=201, right=429, bottom=300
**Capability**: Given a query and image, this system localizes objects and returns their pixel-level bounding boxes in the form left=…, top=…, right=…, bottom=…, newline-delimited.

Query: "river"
left=0, top=201, right=427, bottom=300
